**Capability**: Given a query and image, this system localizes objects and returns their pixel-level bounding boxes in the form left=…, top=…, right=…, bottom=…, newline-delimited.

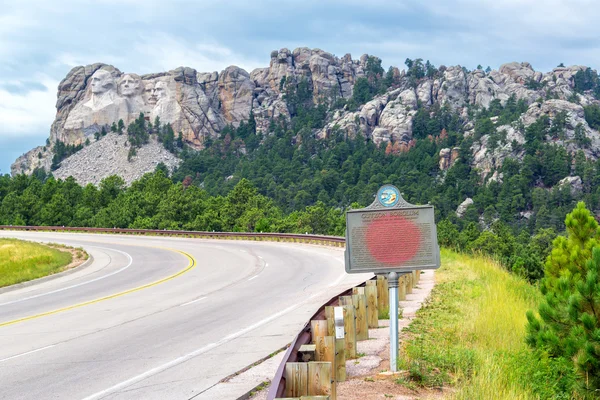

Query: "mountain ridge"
left=11, top=47, right=600, bottom=187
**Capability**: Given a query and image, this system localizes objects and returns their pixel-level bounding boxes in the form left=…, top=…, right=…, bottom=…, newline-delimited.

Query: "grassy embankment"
left=0, top=238, right=84, bottom=287
left=397, top=249, right=573, bottom=399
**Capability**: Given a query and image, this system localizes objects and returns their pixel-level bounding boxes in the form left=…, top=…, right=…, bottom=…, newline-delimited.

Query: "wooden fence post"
left=352, top=294, right=368, bottom=341
left=325, top=306, right=335, bottom=336
left=398, top=274, right=407, bottom=301
left=315, top=336, right=336, bottom=399
left=334, top=336, right=345, bottom=382
left=285, top=362, right=308, bottom=397
left=352, top=287, right=365, bottom=296
left=406, top=272, right=413, bottom=294
left=376, top=276, right=389, bottom=317
left=307, top=362, right=333, bottom=398
left=365, top=284, right=378, bottom=328
left=339, top=304, right=356, bottom=359
left=311, top=320, right=328, bottom=343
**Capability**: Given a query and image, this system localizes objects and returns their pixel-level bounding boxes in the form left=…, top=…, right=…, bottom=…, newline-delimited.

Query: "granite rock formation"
left=11, top=48, right=600, bottom=187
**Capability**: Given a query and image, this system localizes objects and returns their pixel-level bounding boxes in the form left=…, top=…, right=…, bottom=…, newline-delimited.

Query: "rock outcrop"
left=558, top=176, right=583, bottom=195
left=439, top=147, right=460, bottom=171
left=11, top=47, right=600, bottom=186
left=456, top=198, right=474, bottom=217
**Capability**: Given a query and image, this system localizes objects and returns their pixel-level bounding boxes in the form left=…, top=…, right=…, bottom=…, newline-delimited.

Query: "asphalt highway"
left=0, top=231, right=369, bottom=399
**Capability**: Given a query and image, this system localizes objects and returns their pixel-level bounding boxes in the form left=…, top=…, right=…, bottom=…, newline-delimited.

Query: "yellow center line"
left=0, top=248, right=196, bottom=328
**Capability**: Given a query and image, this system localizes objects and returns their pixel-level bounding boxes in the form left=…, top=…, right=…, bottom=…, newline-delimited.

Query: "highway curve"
left=0, top=231, right=369, bottom=399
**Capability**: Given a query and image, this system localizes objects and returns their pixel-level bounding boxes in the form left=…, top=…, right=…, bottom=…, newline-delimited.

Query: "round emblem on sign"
left=377, top=185, right=400, bottom=208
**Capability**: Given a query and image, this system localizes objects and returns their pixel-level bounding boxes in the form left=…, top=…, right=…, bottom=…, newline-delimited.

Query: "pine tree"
left=526, top=202, right=600, bottom=395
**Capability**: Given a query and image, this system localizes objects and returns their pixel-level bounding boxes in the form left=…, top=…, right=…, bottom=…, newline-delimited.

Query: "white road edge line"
left=0, top=246, right=134, bottom=307
left=180, top=297, right=207, bottom=307
left=81, top=279, right=346, bottom=400
left=0, top=345, right=56, bottom=363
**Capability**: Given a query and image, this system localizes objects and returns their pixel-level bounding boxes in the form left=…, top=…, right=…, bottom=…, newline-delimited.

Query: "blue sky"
left=1, top=0, right=599, bottom=174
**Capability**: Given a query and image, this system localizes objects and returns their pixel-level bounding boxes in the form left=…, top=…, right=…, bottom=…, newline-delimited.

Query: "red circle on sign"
left=365, top=215, right=421, bottom=265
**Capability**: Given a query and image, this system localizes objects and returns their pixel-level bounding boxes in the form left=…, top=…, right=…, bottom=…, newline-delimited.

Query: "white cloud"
left=0, top=76, right=57, bottom=138
left=131, top=33, right=264, bottom=73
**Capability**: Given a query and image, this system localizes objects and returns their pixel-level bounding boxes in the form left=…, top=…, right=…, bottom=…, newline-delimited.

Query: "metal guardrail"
left=0, top=225, right=345, bottom=246
left=0, top=224, right=348, bottom=397
left=265, top=281, right=367, bottom=400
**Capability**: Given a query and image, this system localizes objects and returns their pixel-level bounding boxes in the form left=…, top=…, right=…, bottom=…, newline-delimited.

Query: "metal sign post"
left=344, top=185, right=441, bottom=374
left=388, top=271, right=399, bottom=371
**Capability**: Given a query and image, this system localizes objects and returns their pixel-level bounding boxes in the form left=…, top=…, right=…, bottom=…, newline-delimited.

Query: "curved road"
left=0, top=231, right=369, bottom=399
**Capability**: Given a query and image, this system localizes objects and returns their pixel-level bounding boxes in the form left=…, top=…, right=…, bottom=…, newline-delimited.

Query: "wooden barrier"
left=311, top=320, right=328, bottom=344
left=315, top=336, right=336, bottom=399
left=323, top=306, right=346, bottom=381
left=398, top=274, right=407, bottom=301
left=334, top=337, right=345, bottom=382
left=364, top=284, right=378, bottom=328
left=285, top=363, right=308, bottom=397
left=339, top=304, right=356, bottom=359
left=352, top=294, right=368, bottom=341
left=324, top=306, right=335, bottom=336
left=307, top=362, right=333, bottom=398
left=376, top=276, right=389, bottom=317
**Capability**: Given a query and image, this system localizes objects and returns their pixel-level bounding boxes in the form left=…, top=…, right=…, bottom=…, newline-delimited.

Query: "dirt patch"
left=46, top=243, right=89, bottom=271
left=337, top=375, right=445, bottom=400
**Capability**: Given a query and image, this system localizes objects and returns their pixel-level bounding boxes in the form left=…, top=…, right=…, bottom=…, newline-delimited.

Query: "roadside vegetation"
left=399, top=202, right=600, bottom=399
left=397, top=249, right=574, bottom=399
left=0, top=238, right=84, bottom=287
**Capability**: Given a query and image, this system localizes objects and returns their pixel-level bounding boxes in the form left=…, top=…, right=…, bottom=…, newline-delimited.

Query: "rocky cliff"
left=12, top=48, right=600, bottom=186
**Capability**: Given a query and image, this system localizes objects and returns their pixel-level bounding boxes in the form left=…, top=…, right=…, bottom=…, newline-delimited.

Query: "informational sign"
left=345, top=185, right=440, bottom=274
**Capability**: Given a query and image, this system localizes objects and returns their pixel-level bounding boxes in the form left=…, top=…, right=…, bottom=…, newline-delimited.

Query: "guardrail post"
left=398, top=274, right=407, bottom=301
left=311, top=320, right=328, bottom=344
left=315, top=336, right=336, bottom=399
left=339, top=303, right=356, bottom=359
left=285, top=362, right=308, bottom=397
left=325, top=306, right=335, bottom=336
left=365, top=284, right=378, bottom=328
left=351, top=287, right=365, bottom=296
left=307, top=362, right=333, bottom=399
left=406, top=272, right=413, bottom=294
left=376, top=275, right=389, bottom=318
left=352, top=294, right=368, bottom=341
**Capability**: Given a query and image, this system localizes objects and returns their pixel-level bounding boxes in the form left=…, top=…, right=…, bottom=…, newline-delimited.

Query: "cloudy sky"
left=1, top=0, right=599, bottom=174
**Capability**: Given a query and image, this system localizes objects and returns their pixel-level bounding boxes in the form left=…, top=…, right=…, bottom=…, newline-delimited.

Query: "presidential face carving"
left=152, top=81, right=169, bottom=102
left=144, top=82, right=157, bottom=105
left=119, top=74, right=141, bottom=97
left=90, top=70, right=115, bottom=95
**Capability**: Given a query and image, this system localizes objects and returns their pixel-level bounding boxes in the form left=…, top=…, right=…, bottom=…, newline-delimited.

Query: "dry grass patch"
left=396, top=249, right=569, bottom=399
left=0, top=238, right=87, bottom=287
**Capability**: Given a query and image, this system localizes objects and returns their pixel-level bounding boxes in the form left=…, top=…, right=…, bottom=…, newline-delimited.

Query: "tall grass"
left=397, top=249, right=575, bottom=399
left=0, top=238, right=72, bottom=287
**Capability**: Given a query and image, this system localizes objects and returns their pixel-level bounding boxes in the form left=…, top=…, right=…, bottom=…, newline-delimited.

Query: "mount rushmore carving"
left=62, top=69, right=191, bottom=141
left=13, top=48, right=371, bottom=175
